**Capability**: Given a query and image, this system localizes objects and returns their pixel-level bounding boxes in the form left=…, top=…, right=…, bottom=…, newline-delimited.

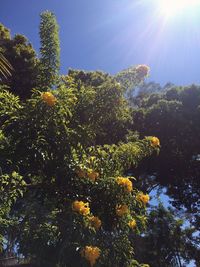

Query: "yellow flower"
left=116, top=177, right=133, bottom=193
left=87, top=169, right=99, bottom=182
left=151, top=136, right=160, bottom=147
left=81, top=246, right=101, bottom=267
left=128, top=219, right=136, bottom=229
left=72, top=200, right=90, bottom=216
left=136, top=193, right=150, bottom=205
left=115, top=204, right=129, bottom=216
left=89, top=216, right=102, bottom=230
left=41, top=92, right=57, bottom=106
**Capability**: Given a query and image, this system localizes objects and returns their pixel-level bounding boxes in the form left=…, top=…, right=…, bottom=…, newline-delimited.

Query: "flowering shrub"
left=0, top=75, right=160, bottom=267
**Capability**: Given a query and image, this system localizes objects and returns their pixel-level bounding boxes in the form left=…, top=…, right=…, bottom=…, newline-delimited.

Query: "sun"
left=158, top=0, right=200, bottom=18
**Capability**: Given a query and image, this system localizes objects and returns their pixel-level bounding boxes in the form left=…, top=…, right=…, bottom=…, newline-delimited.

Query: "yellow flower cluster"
left=116, top=204, right=129, bottom=216
left=116, top=177, right=133, bottom=193
left=76, top=168, right=99, bottom=182
left=72, top=200, right=90, bottom=216
left=41, top=92, right=57, bottom=106
left=128, top=219, right=136, bottom=229
left=81, top=246, right=101, bottom=267
left=89, top=216, right=102, bottom=230
left=151, top=136, right=160, bottom=147
left=136, top=193, right=150, bottom=205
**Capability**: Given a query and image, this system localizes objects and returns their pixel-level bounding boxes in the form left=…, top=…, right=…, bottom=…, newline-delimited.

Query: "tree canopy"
left=0, top=24, right=39, bottom=100
left=131, top=85, right=200, bottom=229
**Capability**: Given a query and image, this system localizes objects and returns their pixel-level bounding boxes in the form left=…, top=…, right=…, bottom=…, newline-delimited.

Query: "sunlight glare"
left=159, top=0, right=200, bottom=18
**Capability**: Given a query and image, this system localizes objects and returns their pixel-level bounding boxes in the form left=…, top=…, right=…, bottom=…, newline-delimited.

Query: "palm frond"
left=0, top=53, right=13, bottom=79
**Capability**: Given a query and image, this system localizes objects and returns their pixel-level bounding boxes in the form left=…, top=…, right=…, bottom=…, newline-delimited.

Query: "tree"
left=0, top=76, right=160, bottom=266
left=0, top=24, right=39, bottom=100
left=39, top=11, right=60, bottom=88
left=131, top=85, right=200, bottom=230
left=133, top=204, right=200, bottom=267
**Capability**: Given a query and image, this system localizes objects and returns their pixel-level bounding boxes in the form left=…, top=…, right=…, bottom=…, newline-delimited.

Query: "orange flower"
left=89, top=216, right=102, bottom=230
left=116, top=177, right=133, bottom=193
left=81, top=246, right=101, bottom=267
left=151, top=136, right=160, bottom=147
left=72, top=200, right=90, bottom=216
left=41, top=92, right=57, bottom=106
left=128, top=219, right=136, bottom=229
left=116, top=204, right=129, bottom=216
left=136, top=193, right=150, bottom=205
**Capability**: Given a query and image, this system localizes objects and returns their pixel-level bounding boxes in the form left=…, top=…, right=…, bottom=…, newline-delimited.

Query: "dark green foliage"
left=0, top=87, right=21, bottom=127
left=130, top=82, right=174, bottom=105
left=134, top=205, right=200, bottom=267
left=39, top=11, right=60, bottom=88
left=0, top=24, right=39, bottom=100
left=131, top=85, right=200, bottom=229
left=0, top=24, right=11, bottom=40
left=64, top=69, right=131, bottom=145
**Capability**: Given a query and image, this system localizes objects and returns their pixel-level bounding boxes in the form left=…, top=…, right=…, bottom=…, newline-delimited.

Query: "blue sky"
left=1, top=0, right=200, bottom=86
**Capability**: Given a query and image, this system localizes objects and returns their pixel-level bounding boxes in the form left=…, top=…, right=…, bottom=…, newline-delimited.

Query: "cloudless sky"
left=1, top=0, right=200, bottom=86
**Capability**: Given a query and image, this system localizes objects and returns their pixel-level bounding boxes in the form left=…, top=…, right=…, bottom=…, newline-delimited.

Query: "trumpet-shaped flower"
left=41, top=92, right=57, bottom=106
left=89, top=216, right=102, bottom=230
left=116, top=204, right=129, bottom=216
left=116, top=177, right=133, bottom=192
left=151, top=136, right=160, bottom=147
left=81, top=246, right=101, bottom=267
left=128, top=219, right=136, bottom=229
left=136, top=193, right=150, bottom=205
left=72, top=200, right=90, bottom=216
